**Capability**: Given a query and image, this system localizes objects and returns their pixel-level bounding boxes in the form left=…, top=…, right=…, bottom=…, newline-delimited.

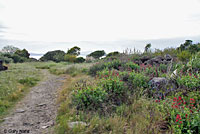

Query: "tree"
left=106, top=51, right=120, bottom=57
left=144, top=43, right=151, bottom=53
left=40, top=50, right=65, bottom=62
left=75, top=57, right=85, bottom=63
left=88, top=50, right=106, bottom=59
left=64, top=54, right=77, bottom=62
left=66, top=46, right=81, bottom=56
left=1, top=45, right=19, bottom=54
left=14, top=49, right=30, bottom=58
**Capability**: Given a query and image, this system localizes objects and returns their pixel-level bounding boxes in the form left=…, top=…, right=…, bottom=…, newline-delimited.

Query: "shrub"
left=124, top=62, right=140, bottom=71
left=89, top=62, right=106, bottom=76
left=177, top=51, right=192, bottom=62
left=156, top=93, right=200, bottom=134
left=176, top=74, right=200, bottom=90
left=40, top=50, right=65, bottom=62
left=128, top=72, right=150, bottom=89
left=72, top=86, right=107, bottom=110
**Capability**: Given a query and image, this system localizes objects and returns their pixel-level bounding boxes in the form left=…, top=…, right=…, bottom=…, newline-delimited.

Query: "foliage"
left=64, top=54, right=77, bottom=63
left=106, top=51, right=120, bottom=57
left=0, top=53, right=13, bottom=63
left=88, top=50, right=106, bottom=59
left=156, top=93, right=200, bottom=134
left=1, top=45, right=19, bottom=54
left=123, top=62, right=140, bottom=71
left=66, top=46, right=81, bottom=56
left=144, top=43, right=151, bottom=53
left=176, top=73, right=200, bottom=90
left=14, top=49, right=30, bottom=58
left=177, top=50, right=192, bottom=62
left=75, top=57, right=85, bottom=63
left=40, top=50, right=65, bottom=62
left=18, top=77, right=39, bottom=87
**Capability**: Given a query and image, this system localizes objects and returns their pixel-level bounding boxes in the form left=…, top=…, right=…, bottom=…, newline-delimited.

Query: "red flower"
left=178, top=96, right=182, bottom=101
left=190, top=98, right=195, bottom=103
left=173, top=97, right=177, bottom=102
left=178, top=103, right=181, bottom=105
left=176, top=114, right=181, bottom=119
left=179, top=121, right=182, bottom=124
left=185, top=114, right=188, bottom=118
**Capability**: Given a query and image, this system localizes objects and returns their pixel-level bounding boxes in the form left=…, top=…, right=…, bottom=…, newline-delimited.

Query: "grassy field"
left=0, top=63, right=42, bottom=119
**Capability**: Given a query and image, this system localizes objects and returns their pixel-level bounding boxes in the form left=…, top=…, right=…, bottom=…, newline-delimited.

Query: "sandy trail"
left=0, top=70, right=65, bottom=134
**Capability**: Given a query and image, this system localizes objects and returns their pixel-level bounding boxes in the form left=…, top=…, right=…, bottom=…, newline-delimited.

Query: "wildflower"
left=173, top=97, right=177, bottom=102
left=178, top=96, right=182, bottom=101
left=178, top=103, right=181, bottom=105
left=185, top=114, right=188, bottom=118
left=179, top=121, right=182, bottom=124
left=190, top=98, right=195, bottom=103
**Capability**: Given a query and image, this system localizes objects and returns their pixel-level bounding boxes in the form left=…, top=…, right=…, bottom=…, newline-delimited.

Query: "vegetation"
left=55, top=40, right=199, bottom=134
left=0, top=63, right=41, bottom=118
left=87, top=50, right=106, bottom=59
left=0, top=40, right=199, bottom=133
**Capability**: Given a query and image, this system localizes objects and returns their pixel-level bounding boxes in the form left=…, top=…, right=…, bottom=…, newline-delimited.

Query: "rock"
left=41, top=125, right=49, bottom=129
left=140, top=56, right=151, bottom=63
left=165, top=54, right=172, bottom=61
left=68, top=121, right=87, bottom=128
left=16, top=109, right=26, bottom=113
left=149, top=77, right=177, bottom=98
left=0, top=59, right=8, bottom=71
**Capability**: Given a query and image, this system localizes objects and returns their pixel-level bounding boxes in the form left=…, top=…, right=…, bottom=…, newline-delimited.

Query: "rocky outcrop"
left=148, top=77, right=177, bottom=98
left=138, top=54, right=173, bottom=66
left=0, top=59, right=8, bottom=71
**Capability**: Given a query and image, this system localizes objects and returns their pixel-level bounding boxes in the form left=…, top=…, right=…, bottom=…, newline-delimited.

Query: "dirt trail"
left=0, top=70, right=66, bottom=134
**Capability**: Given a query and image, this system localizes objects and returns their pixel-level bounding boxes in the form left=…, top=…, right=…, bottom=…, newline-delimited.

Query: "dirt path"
left=0, top=70, right=66, bottom=134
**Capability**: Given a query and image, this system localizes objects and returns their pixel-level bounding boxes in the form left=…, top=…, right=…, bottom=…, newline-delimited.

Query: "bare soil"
left=0, top=70, right=66, bottom=134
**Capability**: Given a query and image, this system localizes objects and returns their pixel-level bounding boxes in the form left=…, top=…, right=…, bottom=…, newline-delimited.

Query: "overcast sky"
left=0, top=0, right=200, bottom=54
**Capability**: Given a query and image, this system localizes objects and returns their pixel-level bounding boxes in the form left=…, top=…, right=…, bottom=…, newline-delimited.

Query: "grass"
left=55, top=74, right=171, bottom=134
left=0, top=63, right=41, bottom=120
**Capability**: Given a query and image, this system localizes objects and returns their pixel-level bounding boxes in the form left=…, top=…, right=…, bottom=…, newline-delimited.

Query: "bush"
left=40, top=50, right=65, bottom=62
left=123, top=62, right=140, bottom=71
left=72, top=86, right=107, bottom=110
left=89, top=62, right=106, bottom=76
left=177, top=51, right=192, bottom=62
left=128, top=71, right=150, bottom=89
left=176, top=74, right=200, bottom=90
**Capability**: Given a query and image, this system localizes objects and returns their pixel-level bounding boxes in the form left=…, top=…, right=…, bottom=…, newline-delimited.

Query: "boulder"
left=140, top=56, right=151, bottom=63
left=0, top=59, right=8, bottom=71
left=148, top=77, right=177, bottom=98
left=165, top=54, right=172, bottom=61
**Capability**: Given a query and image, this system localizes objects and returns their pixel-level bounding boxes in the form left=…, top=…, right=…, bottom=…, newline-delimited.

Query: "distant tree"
left=67, top=46, right=81, bottom=56
left=1, top=45, right=19, bottom=54
left=75, top=57, right=85, bottom=63
left=188, top=44, right=200, bottom=54
left=106, top=51, right=120, bottom=57
left=40, top=50, right=65, bottom=62
left=178, top=40, right=193, bottom=51
left=144, top=43, right=151, bottom=53
left=88, top=50, right=106, bottom=59
left=14, top=49, right=30, bottom=58
left=64, top=54, right=77, bottom=63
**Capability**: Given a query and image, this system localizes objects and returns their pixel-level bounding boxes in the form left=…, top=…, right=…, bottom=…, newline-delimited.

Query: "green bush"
left=64, top=54, right=77, bottom=63
left=124, top=62, right=140, bottom=71
left=89, top=62, right=106, bottom=76
left=72, top=86, right=107, bottom=110
left=177, top=51, right=192, bottom=62
left=128, top=72, right=150, bottom=89
left=176, top=74, right=200, bottom=90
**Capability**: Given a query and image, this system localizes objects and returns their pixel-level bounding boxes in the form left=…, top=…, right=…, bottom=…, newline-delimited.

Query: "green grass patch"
left=0, top=63, right=41, bottom=119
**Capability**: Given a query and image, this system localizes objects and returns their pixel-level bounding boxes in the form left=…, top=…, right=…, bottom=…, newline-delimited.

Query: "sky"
left=0, top=0, right=200, bottom=55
